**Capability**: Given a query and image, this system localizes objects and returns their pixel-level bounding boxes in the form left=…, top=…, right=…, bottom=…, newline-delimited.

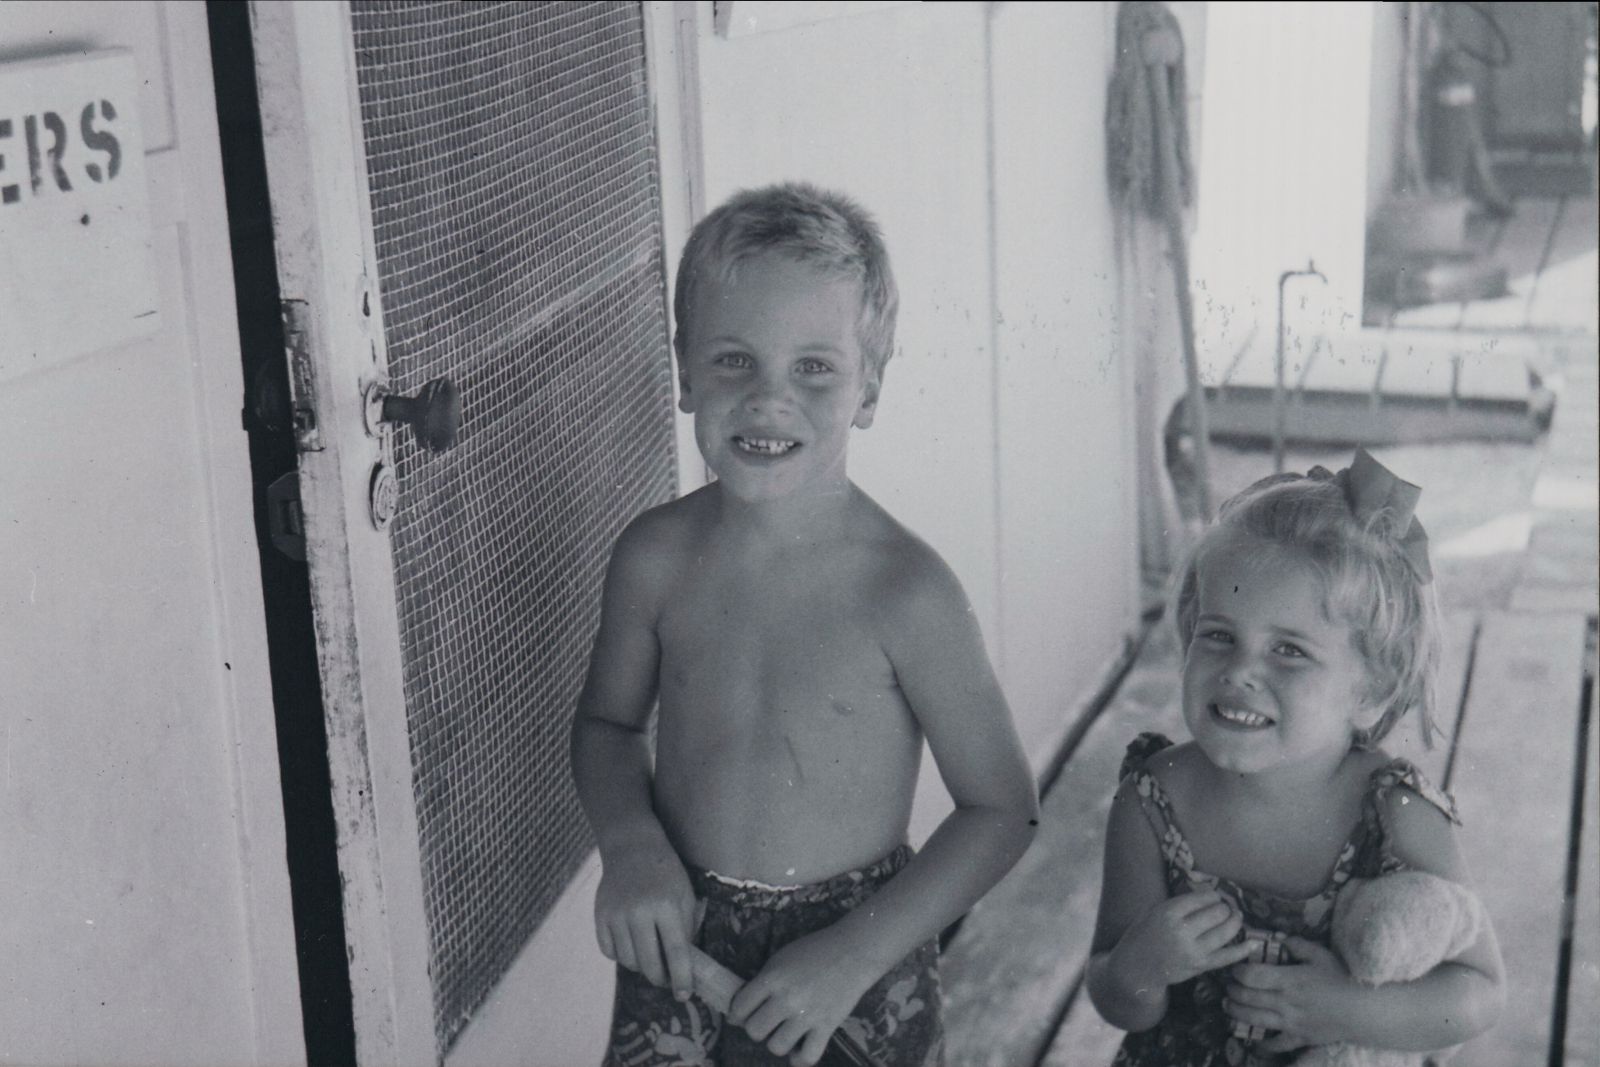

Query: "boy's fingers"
left=596, top=920, right=616, bottom=961
left=628, top=918, right=667, bottom=988
left=688, top=897, right=706, bottom=937
left=792, top=1028, right=830, bottom=1067
left=612, top=925, right=639, bottom=974
left=728, top=980, right=765, bottom=1026
left=742, top=997, right=789, bottom=1042
left=660, top=924, right=694, bottom=1000
left=765, top=1016, right=809, bottom=1058
left=1258, top=1031, right=1307, bottom=1054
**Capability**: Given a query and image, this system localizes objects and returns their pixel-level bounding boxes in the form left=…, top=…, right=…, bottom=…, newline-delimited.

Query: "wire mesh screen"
left=349, top=1, right=677, bottom=1050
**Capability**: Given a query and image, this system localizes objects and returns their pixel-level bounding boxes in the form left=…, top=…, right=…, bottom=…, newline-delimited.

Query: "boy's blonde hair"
left=673, top=182, right=899, bottom=378
left=1173, top=466, right=1442, bottom=749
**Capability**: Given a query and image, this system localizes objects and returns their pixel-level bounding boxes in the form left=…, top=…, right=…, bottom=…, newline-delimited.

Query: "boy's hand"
left=594, top=836, right=698, bottom=1000
left=727, top=927, right=878, bottom=1067
left=1224, top=935, right=1358, bottom=1053
left=1115, top=889, right=1254, bottom=991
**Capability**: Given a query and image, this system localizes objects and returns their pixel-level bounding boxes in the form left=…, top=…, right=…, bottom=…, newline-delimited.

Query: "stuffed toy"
left=1294, top=870, right=1486, bottom=1067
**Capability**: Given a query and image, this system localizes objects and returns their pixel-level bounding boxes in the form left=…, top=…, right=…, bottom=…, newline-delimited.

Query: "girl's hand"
left=1224, top=935, right=1359, bottom=1053
left=594, top=837, right=699, bottom=999
left=727, top=928, right=879, bottom=1067
left=1116, top=888, right=1255, bottom=990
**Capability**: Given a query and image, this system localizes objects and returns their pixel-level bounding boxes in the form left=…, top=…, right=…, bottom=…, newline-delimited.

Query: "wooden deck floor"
left=943, top=351, right=1599, bottom=1065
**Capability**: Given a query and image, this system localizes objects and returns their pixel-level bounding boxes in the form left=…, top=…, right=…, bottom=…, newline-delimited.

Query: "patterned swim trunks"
left=604, top=845, right=943, bottom=1067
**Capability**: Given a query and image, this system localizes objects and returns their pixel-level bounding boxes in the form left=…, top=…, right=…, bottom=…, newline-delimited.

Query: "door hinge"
left=279, top=298, right=324, bottom=452
left=266, top=470, right=307, bottom=562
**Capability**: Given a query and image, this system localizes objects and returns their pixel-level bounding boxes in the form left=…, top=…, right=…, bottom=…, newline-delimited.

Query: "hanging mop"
left=1107, top=0, right=1213, bottom=520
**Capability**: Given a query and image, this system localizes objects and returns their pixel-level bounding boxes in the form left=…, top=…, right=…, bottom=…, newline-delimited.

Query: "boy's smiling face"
left=678, top=252, right=881, bottom=504
left=1181, top=535, right=1379, bottom=779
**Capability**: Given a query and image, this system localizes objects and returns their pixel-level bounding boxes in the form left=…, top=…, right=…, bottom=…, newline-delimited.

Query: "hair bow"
left=1331, top=448, right=1433, bottom=583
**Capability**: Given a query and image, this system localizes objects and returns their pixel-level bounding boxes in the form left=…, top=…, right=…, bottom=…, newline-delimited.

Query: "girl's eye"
left=715, top=352, right=752, bottom=369
left=1274, top=642, right=1308, bottom=659
left=1199, top=629, right=1232, bottom=644
left=797, top=358, right=832, bottom=374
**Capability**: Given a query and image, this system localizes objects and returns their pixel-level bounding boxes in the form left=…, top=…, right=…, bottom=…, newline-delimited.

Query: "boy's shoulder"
left=847, top=488, right=966, bottom=606
left=605, top=489, right=712, bottom=589
left=617, top=483, right=724, bottom=544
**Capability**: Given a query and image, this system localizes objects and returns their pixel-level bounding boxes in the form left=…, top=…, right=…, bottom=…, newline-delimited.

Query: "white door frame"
left=248, top=3, right=436, bottom=1063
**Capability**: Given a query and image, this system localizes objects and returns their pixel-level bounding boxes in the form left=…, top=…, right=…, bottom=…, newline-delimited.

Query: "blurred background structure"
left=0, top=3, right=1593, bottom=1066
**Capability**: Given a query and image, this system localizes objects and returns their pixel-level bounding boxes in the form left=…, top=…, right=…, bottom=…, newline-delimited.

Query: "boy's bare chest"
left=656, top=564, right=903, bottom=722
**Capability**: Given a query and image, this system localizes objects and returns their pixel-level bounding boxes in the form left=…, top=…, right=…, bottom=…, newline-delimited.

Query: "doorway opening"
left=206, top=4, right=357, bottom=1063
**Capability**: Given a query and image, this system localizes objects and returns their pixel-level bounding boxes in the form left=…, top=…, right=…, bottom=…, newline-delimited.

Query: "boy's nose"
left=744, top=372, right=793, bottom=413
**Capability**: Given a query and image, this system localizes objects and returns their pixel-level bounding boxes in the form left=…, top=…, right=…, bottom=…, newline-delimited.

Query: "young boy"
left=571, top=182, right=1039, bottom=1067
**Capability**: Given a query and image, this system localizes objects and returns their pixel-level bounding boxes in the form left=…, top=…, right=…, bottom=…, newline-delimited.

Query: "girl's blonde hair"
left=1173, top=465, right=1442, bottom=749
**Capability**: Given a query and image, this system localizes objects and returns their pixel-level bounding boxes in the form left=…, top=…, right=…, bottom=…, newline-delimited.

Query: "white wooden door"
left=0, top=3, right=304, bottom=1064
left=249, top=3, right=697, bottom=1062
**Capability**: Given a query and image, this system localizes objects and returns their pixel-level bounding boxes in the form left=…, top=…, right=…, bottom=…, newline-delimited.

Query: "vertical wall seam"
left=982, top=5, right=1006, bottom=676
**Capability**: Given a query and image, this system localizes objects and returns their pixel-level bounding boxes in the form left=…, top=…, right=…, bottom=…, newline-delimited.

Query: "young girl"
left=1088, top=450, right=1505, bottom=1066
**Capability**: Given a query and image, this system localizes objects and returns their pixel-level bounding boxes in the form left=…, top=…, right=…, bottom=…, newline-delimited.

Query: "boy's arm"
left=1231, top=787, right=1506, bottom=1054
left=840, top=548, right=1039, bottom=962
left=729, top=549, right=1039, bottom=1064
left=570, top=515, right=698, bottom=999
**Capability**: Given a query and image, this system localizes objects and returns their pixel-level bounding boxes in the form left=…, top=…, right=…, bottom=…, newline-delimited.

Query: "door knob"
left=365, top=377, right=461, bottom=453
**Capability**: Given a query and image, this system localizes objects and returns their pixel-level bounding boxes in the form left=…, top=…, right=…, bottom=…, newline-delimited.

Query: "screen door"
left=252, top=1, right=678, bottom=1060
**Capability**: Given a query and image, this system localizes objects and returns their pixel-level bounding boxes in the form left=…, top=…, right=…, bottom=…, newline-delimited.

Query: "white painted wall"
left=0, top=3, right=303, bottom=1065
left=451, top=3, right=1143, bottom=1063
left=989, top=1, right=1138, bottom=769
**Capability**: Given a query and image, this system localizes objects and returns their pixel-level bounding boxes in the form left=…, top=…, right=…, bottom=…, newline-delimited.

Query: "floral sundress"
left=1110, top=732, right=1460, bottom=1067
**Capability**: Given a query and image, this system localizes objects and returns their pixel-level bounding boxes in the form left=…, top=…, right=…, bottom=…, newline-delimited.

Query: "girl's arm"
left=1228, top=785, right=1506, bottom=1054
left=1088, top=774, right=1173, bottom=1030
left=1088, top=771, right=1251, bottom=1031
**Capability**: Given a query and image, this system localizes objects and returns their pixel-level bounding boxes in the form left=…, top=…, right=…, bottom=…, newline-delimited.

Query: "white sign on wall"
left=0, top=50, right=159, bottom=382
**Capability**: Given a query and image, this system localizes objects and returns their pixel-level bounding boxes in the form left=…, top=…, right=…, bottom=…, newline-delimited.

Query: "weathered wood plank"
left=1041, top=987, right=1125, bottom=1067
left=942, top=625, right=1186, bottom=1067
left=1449, top=611, right=1588, bottom=1067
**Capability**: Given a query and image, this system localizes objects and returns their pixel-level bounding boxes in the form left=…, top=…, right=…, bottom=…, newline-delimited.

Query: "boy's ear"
left=676, top=367, right=695, bottom=414
left=852, top=369, right=882, bottom=430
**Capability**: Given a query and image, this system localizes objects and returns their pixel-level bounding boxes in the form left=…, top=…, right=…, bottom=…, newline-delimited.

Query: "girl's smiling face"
left=678, top=252, right=880, bottom=504
left=1182, top=535, right=1379, bottom=780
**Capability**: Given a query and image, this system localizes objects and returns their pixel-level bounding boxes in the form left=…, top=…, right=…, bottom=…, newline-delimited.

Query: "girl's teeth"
left=1216, top=705, right=1271, bottom=727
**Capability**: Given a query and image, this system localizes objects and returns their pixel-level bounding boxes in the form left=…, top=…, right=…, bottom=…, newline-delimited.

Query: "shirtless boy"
left=571, top=182, right=1039, bottom=1067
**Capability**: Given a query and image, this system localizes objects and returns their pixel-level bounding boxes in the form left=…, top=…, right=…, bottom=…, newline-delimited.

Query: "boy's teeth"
left=736, top=436, right=797, bottom=455
left=1216, top=705, right=1271, bottom=727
